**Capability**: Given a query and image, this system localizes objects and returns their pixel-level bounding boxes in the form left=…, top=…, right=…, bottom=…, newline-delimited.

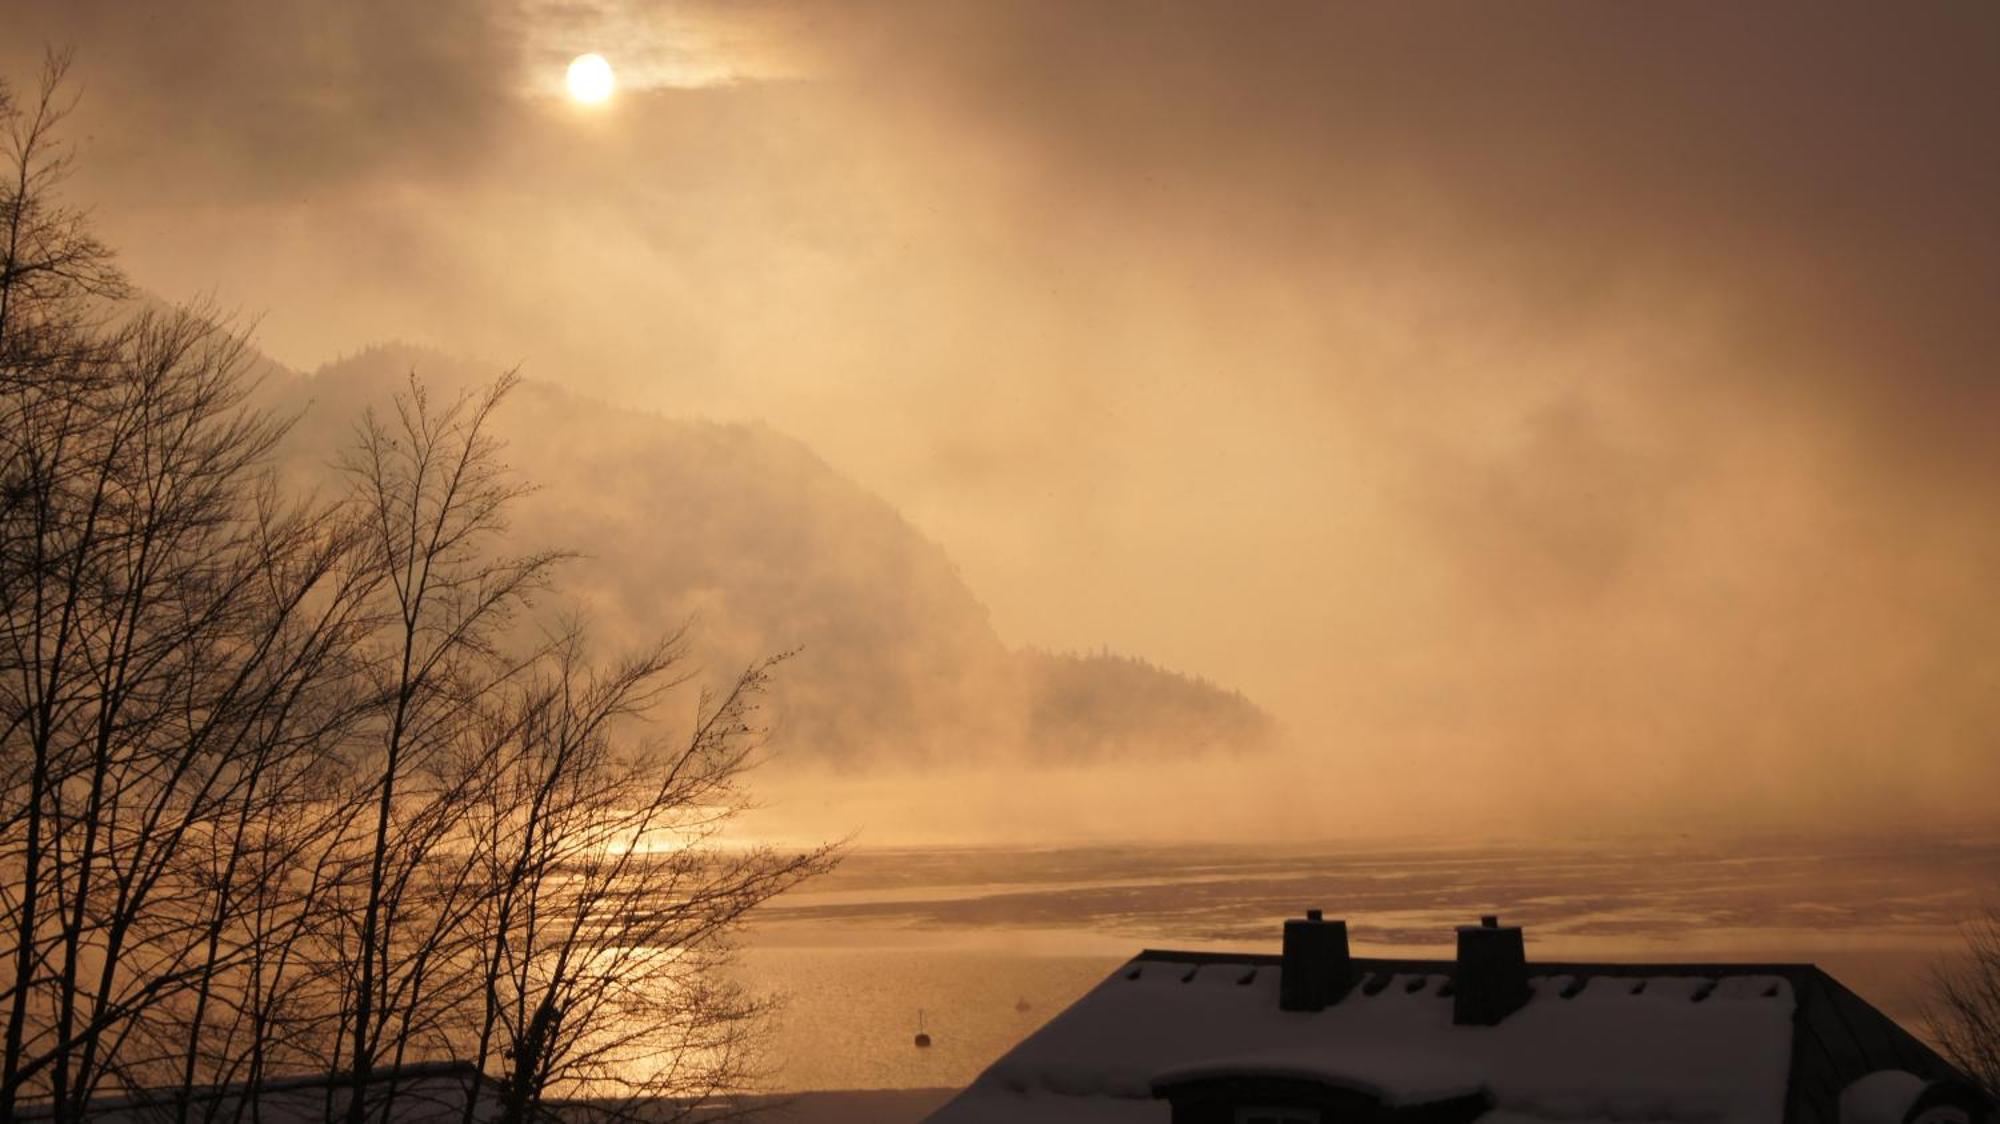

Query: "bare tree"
left=454, top=636, right=836, bottom=1124
left=0, top=50, right=123, bottom=387
left=2, top=57, right=835, bottom=1124
left=1, top=56, right=380, bottom=1121
left=1926, top=909, right=2000, bottom=1099
left=325, top=372, right=564, bottom=1124
left=324, top=376, right=837, bottom=1124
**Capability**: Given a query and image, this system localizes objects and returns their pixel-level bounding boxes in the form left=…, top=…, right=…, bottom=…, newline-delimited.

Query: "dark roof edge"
left=1134, top=947, right=1822, bottom=976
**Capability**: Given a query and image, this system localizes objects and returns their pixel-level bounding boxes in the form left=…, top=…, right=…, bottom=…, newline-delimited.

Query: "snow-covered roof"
left=930, top=956, right=1802, bottom=1124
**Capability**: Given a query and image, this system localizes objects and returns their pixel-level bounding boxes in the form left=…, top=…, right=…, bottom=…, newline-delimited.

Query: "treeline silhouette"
left=0, top=56, right=833, bottom=1123
left=1020, top=649, right=1275, bottom=761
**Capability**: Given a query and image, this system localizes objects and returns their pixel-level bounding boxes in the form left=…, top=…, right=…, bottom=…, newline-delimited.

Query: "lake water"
left=732, top=834, right=2000, bottom=1092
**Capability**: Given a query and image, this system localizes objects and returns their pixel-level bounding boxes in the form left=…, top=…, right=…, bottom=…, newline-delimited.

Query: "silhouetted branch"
left=1926, top=908, right=2000, bottom=1098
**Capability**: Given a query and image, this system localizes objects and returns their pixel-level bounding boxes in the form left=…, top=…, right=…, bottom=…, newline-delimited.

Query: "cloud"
left=6, top=0, right=523, bottom=199
left=521, top=0, right=819, bottom=90
left=5, top=0, right=1998, bottom=834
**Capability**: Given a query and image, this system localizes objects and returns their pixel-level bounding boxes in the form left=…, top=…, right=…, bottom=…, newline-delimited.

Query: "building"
left=927, top=913, right=1994, bottom=1124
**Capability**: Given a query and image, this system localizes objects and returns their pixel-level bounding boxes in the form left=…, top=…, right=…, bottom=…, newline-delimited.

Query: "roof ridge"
left=1133, top=947, right=1822, bottom=974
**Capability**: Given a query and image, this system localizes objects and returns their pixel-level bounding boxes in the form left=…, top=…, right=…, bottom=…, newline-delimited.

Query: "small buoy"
left=914, top=1031, right=932, bottom=1048
left=914, top=1008, right=933, bottom=1048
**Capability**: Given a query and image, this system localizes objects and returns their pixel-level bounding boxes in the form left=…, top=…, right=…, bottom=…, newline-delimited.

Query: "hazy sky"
left=8, top=1, right=1998, bottom=835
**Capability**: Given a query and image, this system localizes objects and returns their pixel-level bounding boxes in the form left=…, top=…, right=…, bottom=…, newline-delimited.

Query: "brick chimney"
left=1453, top=915, right=1529, bottom=1025
left=1279, top=909, right=1354, bottom=1012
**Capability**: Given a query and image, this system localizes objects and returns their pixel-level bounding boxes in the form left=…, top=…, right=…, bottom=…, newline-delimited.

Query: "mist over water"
left=741, top=834, right=1999, bottom=1091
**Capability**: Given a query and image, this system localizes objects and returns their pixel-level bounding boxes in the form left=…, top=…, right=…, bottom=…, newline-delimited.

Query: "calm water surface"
left=734, top=835, right=2000, bottom=1092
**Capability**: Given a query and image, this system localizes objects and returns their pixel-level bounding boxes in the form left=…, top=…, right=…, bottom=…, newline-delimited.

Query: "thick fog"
left=7, top=1, right=1997, bottom=840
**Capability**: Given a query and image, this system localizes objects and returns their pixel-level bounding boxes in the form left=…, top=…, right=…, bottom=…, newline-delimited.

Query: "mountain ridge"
left=263, top=340, right=1277, bottom=765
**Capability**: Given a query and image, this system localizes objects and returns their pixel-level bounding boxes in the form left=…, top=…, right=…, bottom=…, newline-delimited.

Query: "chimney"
left=1453, top=915, right=1530, bottom=1025
left=1280, top=909, right=1354, bottom=1012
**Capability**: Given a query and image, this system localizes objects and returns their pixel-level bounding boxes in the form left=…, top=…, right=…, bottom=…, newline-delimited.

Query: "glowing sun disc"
left=566, top=53, right=615, bottom=104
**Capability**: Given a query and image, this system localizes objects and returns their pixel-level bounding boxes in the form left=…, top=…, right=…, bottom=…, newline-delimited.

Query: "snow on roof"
left=929, top=958, right=1796, bottom=1124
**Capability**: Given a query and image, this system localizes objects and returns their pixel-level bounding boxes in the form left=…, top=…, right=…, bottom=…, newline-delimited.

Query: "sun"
left=566, top=53, right=615, bottom=104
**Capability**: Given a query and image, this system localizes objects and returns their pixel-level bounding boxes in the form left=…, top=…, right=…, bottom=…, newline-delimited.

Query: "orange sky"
left=7, top=1, right=1998, bottom=838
